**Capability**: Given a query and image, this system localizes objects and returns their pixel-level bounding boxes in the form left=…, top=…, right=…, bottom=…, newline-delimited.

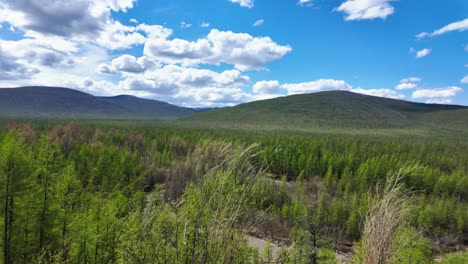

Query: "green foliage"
left=438, top=251, right=468, bottom=264
left=0, top=121, right=465, bottom=263
left=118, top=144, right=262, bottom=263
left=388, top=228, right=433, bottom=264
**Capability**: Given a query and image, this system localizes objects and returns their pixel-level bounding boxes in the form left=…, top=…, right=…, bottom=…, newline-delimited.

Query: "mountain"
left=180, top=91, right=468, bottom=133
left=0, top=86, right=196, bottom=119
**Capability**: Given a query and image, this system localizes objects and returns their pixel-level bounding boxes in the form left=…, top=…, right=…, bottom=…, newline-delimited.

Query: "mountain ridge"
left=0, top=86, right=196, bottom=120
left=180, top=90, right=468, bottom=133
left=1, top=87, right=468, bottom=135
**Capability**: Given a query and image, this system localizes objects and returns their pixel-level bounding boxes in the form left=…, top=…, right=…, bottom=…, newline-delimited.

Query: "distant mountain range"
left=0, top=86, right=199, bottom=119
left=1, top=87, right=467, bottom=135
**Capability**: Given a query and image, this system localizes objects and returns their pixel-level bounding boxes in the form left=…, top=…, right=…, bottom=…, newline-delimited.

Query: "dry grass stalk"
left=361, top=164, right=418, bottom=264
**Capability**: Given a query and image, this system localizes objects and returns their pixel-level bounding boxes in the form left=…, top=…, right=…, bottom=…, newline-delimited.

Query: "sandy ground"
left=246, top=234, right=352, bottom=263
left=246, top=235, right=282, bottom=260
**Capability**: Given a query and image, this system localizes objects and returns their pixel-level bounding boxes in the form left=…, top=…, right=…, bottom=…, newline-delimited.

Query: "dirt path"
left=246, top=234, right=353, bottom=263
left=246, top=235, right=282, bottom=260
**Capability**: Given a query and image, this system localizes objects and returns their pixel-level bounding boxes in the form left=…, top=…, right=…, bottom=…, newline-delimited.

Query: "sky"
left=0, top=0, right=467, bottom=107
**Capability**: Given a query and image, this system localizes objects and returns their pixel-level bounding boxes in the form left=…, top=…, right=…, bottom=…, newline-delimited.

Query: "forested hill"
left=180, top=91, right=468, bottom=133
left=0, top=86, right=197, bottom=120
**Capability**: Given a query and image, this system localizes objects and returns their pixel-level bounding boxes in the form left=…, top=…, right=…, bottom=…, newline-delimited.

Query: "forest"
left=0, top=121, right=466, bottom=263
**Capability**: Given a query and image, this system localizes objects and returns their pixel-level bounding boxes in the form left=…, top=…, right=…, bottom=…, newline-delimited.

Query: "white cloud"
left=0, top=48, right=39, bottom=80
left=96, top=21, right=146, bottom=50
left=0, top=0, right=294, bottom=108
left=416, top=48, right=431, bottom=58
left=173, top=87, right=253, bottom=107
left=0, top=0, right=138, bottom=39
left=396, top=77, right=421, bottom=90
left=350, top=88, right=405, bottom=99
left=144, top=29, right=291, bottom=71
left=254, top=78, right=405, bottom=100
left=395, top=82, right=417, bottom=90
left=97, top=22, right=175, bottom=50
left=228, top=0, right=254, bottom=8
left=425, top=98, right=453, bottom=104
left=103, top=0, right=136, bottom=12
left=98, top=54, right=157, bottom=74
left=180, top=21, right=192, bottom=29
left=335, top=0, right=395, bottom=21
left=0, top=0, right=105, bottom=37
left=116, top=65, right=252, bottom=107
left=297, top=0, right=313, bottom=7
left=0, top=0, right=173, bottom=51
left=283, top=79, right=352, bottom=95
left=200, top=22, right=210, bottom=28
left=0, top=37, right=84, bottom=81
left=400, top=77, right=421, bottom=83
left=0, top=38, right=119, bottom=95
left=253, top=19, right=264, bottom=27
left=136, top=24, right=173, bottom=39
left=412, top=86, right=463, bottom=104
left=461, top=75, right=468, bottom=84
left=417, top=18, right=468, bottom=38
left=465, top=44, right=468, bottom=52
left=253, top=80, right=282, bottom=94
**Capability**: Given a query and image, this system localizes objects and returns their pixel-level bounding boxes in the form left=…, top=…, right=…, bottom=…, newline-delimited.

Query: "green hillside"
left=180, top=91, right=468, bottom=134
left=0, top=86, right=196, bottom=120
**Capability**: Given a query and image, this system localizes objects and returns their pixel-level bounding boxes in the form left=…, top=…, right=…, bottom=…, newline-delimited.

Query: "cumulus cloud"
left=253, top=80, right=282, bottom=94
left=96, top=21, right=145, bottom=50
left=0, top=38, right=78, bottom=70
left=228, top=0, right=254, bottom=8
left=412, top=86, right=463, bottom=104
left=37, top=51, right=75, bottom=67
left=0, top=0, right=108, bottom=37
left=114, top=65, right=252, bottom=106
left=96, top=22, right=173, bottom=50
left=283, top=79, right=352, bottom=95
left=416, top=48, right=431, bottom=58
left=0, top=0, right=172, bottom=51
left=253, top=78, right=405, bottom=100
left=350, top=88, right=405, bottom=99
left=253, top=19, right=264, bottom=27
left=396, top=77, right=421, bottom=90
left=395, top=83, right=417, bottom=90
left=425, top=98, right=454, bottom=104
left=144, top=29, right=291, bottom=71
left=297, top=0, right=313, bottom=7
left=98, top=54, right=157, bottom=74
left=0, top=0, right=296, bottom=107
left=0, top=41, right=116, bottom=96
left=0, top=0, right=139, bottom=41
left=0, top=48, right=39, bottom=80
left=173, top=87, right=253, bottom=107
left=400, top=77, right=421, bottom=83
left=334, top=0, right=395, bottom=21
left=417, top=18, right=468, bottom=39
left=461, top=75, right=468, bottom=84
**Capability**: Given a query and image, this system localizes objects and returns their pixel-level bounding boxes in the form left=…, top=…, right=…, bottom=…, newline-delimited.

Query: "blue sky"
left=0, top=0, right=467, bottom=106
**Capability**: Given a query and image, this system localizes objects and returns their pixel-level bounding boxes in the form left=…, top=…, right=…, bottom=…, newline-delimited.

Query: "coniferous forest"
left=0, top=121, right=466, bottom=263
